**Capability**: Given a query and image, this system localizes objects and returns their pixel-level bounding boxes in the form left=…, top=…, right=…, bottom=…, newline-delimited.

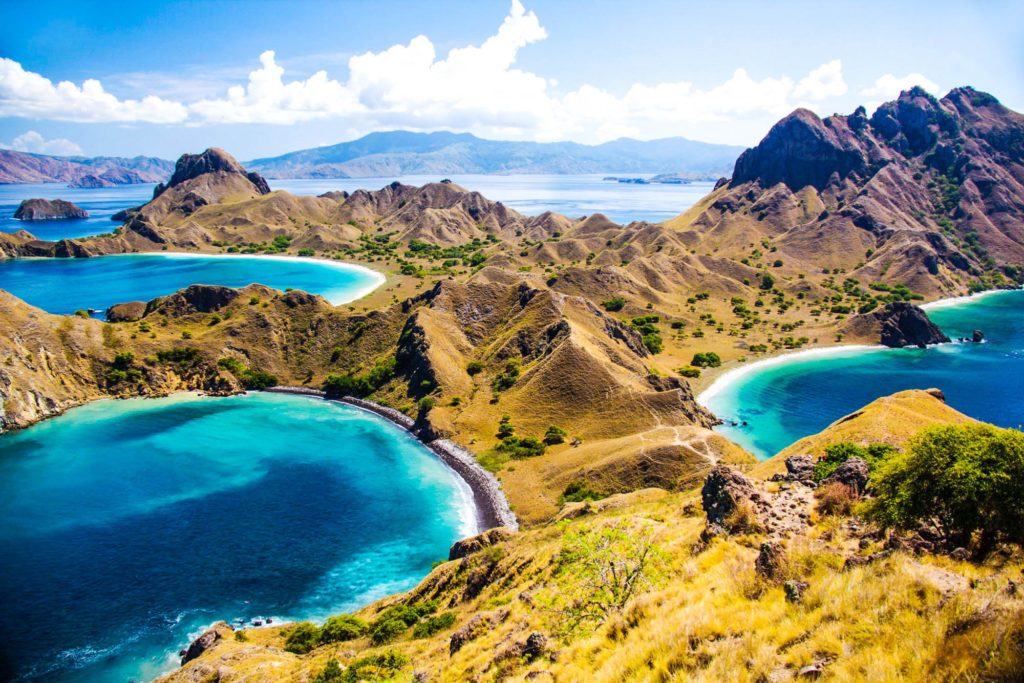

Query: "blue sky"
left=1, top=0, right=1021, bottom=159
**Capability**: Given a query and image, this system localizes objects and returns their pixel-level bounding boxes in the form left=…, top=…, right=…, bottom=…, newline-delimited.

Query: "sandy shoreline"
left=696, top=286, right=1023, bottom=410
left=266, top=387, right=518, bottom=534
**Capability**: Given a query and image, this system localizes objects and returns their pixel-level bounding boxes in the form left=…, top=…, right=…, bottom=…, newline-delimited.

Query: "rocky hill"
left=13, top=198, right=88, bottom=221
left=247, top=130, right=744, bottom=179
left=668, top=87, right=1024, bottom=298
left=0, top=149, right=172, bottom=186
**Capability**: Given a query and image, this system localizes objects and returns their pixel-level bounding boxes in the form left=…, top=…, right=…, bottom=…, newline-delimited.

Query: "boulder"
left=823, top=457, right=870, bottom=494
left=448, top=527, right=514, bottom=561
left=755, top=541, right=786, bottom=580
left=13, top=198, right=88, bottom=221
left=784, top=580, right=809, bottom=604
left=784, top=455, right=815, bottom=482
left=700, top=466, right=765, bottom=528
left=106, top=301, right=147, bottom=322
left=181, top=621, right=232, bottom=664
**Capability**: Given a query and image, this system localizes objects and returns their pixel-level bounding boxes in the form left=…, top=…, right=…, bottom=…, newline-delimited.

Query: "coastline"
left=697, top=286, right=1023, bottom=410
left=265, top=387, right=518, bottom=535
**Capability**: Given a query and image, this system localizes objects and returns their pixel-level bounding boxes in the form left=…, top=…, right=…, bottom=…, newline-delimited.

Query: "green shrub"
left=241, top=369, right=278, bottom=390
left=602, top=297, right=626, bottom=312
left=466, top=360, right=485, bottom=376
left=678, top=366, right=701, bottom=378
left=156, top=347, right=202, bottom=366
left=297, top=248, right=315, bottom=257
left=104, top=368, right=127, bottom=385
left=324, top=357, right=396, bottom=398
left=412, top=611, right=456, bottom=638
left=543, top=425, right=567, bottom=445
left=313, top=659, right=343, bottom=683
left=491, top=358, right=521, bottom=392
left=641, top=333, right=663, bottom=354
left=496, top=436, right=546, bottom=459
left=865, top=424, right=1024, bottom=553
left=217, top=357, right=246, bottom=374
left=369, top=618, right=407, bottom=645
left=496, top=414, right=515, bottom=439
left=811, top=442, right=896, bottom=482
left=283, top=621, right=320, bottom=654
left=560, top=480, right=605, bottom=504
left=319, top=614, right=367, bottom=644
left=418, top=396, right=436, bottom=413
left=112, top=351, right=135, bottom=369
left=690, top=351, right=722, bottom=368
left=337, top=652, right=408, bottom=682
left=760, top=273, right=775, bottom=290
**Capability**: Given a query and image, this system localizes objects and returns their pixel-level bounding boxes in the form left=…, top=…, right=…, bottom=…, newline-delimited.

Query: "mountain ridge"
left=246, top=130, right=744, bottom=178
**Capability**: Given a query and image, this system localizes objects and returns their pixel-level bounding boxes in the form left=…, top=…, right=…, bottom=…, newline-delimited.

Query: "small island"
left=13, top=198, right=89, bottom=221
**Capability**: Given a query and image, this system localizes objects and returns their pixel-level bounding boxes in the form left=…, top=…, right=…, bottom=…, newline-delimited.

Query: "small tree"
left=283, top=621, right=320, bottom=654
left=544, top=425, right=567, bottom=445
left=319, top=614, right=367, bottom=644
left=865, top=424, right=1024, bottom=554
left=496, top=414, right=515, bottom=439
left=548, top=521, right=667, bottom=636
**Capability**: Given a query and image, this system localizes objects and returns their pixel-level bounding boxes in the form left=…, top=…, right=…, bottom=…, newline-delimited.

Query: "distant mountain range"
left=0, top=150, right=174, bottom=187
left=0, top=131, right=744, bottom=186
left=245, top=131, right=744, bottom=179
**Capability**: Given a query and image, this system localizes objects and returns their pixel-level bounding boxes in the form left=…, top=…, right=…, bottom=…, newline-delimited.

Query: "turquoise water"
left=0, top=392, right=474, bottom=682
left=701, top=289, right=1024, bottom=459
left=0, top=253, right=383, bottom=315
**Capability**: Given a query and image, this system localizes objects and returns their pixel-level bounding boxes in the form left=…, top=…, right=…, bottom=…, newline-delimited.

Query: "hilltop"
left=246, top=130, right=744, bottom=179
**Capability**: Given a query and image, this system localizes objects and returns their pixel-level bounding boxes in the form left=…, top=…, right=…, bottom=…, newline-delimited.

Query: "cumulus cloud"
left=0, top=57, right=187, bottom=123
left=0, top=2, right=896, bottom=144
left=861, top=73, right=941, bottom=112
left=1, top=130, right=83, bottom=155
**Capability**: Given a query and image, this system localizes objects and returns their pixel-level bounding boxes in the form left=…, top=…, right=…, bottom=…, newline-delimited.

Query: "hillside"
left=155, top=390, right=1024, bottom=682
left=668, top=86, right=1024, bottom=299
left=246, top=130, right=744, bottom=179
left=0, top=149, right=172, bottom=186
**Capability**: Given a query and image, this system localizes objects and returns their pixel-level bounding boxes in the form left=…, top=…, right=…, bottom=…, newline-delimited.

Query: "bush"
left=241, top=369, right=277, bottom=390
left=313, top=659, right=343, bottom=683
left=337, top=652, right=408, bottom=682
left=491, top=358, right=521, bottom=392
left=496, top=436, right=546, bottom=458
left=369, top=618, right=407, bottom=645
left=418, top=396, right=436, bottom=413
left=156, top=347, right=202, bottom=367
left=811, top=442, right=896, bottom=482
left=543, top=425, right=567, bottom=445
left=602, top=297, right=626, bottom=312
left=412, top=611, right=456, bottom=638
left=466, top=360, right=485, bottom=376
left=865, top=424, right=1024, bottom=553
left=690, top=351, right=722, bottom=368
left=678, top=365, right=701, bottom=378
left=319, top=614, right=367, bottom=644
left=112, top=351, right=135, bottom=369
left=816, top=482, right=859, bottom=516
left=217, top=357, right=246, bottom=374
left=297, top=248, right=315, bottom=257
left=496, top=414, right=515, bottom=439
left=760, top=273, right=775, bottom=290
left=641, top=332, right=663, bottom=354
left=324, top=357, right=396, bottom=398
left=560, top=480, right=604, bottom=504
left=284, top=621, right=320, bottom=654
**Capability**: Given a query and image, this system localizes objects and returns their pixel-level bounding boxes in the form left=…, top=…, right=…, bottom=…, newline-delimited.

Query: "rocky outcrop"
left=448, top=528, right=514, bottom=561
left=13, top=198, right=88, bottom=220
left=105, top=301, right=147, bottom=322
left=181, top=622, right=231, bottom=664
left=144, top=284, right=240, bottom=316
left=856, top=302, right=951, bottom=348
left=701, top=466, right=766, bottom=528
left=155, top=147, right=271, bottom=198
left=823, top=457, right=870, bottom=494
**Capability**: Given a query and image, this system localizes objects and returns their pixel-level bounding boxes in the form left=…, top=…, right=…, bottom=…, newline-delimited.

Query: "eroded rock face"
left=13, top=198, right=88, bottom=221
left=144, top=284, right=239, bottom=316
left=156, top=148, right=271, bottom=198
left=784, top=455, right=815, bottom=482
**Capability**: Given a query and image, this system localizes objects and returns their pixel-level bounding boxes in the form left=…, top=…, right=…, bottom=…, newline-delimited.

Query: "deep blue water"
left=0, top=254, right=383, bottom=315
left=702, top=289, right=1024, bottom=459
left=0, top=393, right=473, bottom=682
left=1, top=176, right=710, bottom=242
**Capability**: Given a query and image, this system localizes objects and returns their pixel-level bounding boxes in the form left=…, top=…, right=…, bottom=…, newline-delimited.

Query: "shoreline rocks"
left=13, top=198, right=88, bottom=221
left=842, top=301, right=950, bottom=348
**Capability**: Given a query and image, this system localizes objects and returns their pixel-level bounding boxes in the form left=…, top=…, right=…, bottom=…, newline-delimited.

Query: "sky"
left=0, top=0, right=1021, bottom=160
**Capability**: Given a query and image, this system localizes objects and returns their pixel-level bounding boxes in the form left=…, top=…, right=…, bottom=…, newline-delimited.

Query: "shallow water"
left=701, top=289, right=1024, bottom=459
left=0, top=392, right=474, bottom=682
left=0, top=253, right=383, bottom=315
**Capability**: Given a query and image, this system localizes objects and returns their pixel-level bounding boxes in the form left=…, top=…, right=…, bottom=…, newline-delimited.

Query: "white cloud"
left=0, top=2, right=903, bottom=145
left=0, top=57, right=187, bottom=123
left=1, top=130, right=82, bottom=155
left=861, top=73, right=941, bottom=113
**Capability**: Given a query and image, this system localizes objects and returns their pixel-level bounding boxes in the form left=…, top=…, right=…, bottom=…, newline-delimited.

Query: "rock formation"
left=13, top=198, right=88, bottom=220
left=842, top=302, right=950, bottom=348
